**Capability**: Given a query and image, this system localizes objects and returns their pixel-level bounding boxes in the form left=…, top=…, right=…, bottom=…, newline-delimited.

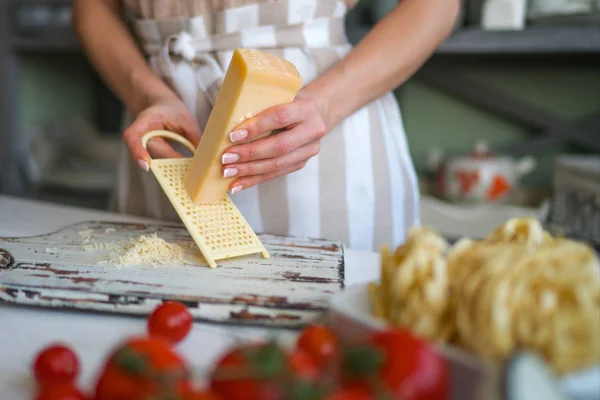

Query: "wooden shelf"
left=11, top=36, right=80, bottom=53
left=437, top=25, right=600, bottom=55
left=10, top=25, right=600, bottom=56
left=348, top=24, right=600, bottom=56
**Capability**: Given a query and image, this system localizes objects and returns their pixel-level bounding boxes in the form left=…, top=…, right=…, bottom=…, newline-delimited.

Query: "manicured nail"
left=229, top=130, right=248, bottom=142
left=223, top=168, right=239, bottom=178
left=230, top=185, right=242, bottom=195
left=137, top=159, right=149, bottom=171
left=222, top=153, right=239, bottom=164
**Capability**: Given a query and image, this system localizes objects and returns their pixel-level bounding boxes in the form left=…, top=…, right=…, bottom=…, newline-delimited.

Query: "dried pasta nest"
left=369, top=218, right=600, bottom=376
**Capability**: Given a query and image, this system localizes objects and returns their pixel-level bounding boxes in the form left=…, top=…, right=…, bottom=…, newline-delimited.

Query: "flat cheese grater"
left=141, top=130, right=270, bottom=268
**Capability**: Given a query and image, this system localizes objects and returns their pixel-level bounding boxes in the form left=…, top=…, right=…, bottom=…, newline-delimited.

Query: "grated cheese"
left=81, top=242, right=118, bottom=252
left=76, top=227, right=204, bottom=267
left=98, top=233, right=202, bottom=267
left=78, top=229, right=94, bottom=243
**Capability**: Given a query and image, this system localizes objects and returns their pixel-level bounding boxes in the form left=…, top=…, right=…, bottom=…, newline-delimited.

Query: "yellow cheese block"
left=183, top=48, right=303, bottom=204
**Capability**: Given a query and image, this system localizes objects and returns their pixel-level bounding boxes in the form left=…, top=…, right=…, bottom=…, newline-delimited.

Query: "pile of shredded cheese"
left=99, top=234, right=192, bottom=267
left=78, top=227, right=203, bottom=267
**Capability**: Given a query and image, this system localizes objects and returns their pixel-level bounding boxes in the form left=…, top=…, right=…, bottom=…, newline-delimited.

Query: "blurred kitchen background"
left=0, top=0, right=599, bottom=244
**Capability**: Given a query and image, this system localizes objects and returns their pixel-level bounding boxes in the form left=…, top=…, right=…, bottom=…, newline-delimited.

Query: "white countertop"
left=0, top=195, right=379, bottom=399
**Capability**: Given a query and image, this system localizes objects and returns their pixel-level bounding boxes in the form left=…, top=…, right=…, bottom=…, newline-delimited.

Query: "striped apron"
left=113, top=0, right=420, bottom=251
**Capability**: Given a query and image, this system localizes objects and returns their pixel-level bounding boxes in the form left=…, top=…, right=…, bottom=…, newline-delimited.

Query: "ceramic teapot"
left=429, top=141, right=536, bottom=204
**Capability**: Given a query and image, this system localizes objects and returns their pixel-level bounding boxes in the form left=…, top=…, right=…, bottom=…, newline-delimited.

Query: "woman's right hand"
left=123, top=97, right=203, bottom=171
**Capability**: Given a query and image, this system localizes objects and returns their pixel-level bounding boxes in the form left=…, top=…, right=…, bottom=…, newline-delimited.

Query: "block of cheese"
left=183, top=48, right=303, bottom=204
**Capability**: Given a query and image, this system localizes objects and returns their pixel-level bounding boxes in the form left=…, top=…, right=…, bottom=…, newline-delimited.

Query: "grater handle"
left=141, top=130, right=197, bottom=157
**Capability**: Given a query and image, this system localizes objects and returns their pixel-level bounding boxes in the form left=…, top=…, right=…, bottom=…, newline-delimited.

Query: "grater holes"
left=157, top=160, right=261, bottom=253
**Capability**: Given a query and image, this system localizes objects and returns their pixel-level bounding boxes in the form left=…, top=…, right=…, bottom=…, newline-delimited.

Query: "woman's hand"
left=123, top=98, right=202, bottom=171
left=220, top=93, right=328, bottom=194
left=73, top=0, right=199, bottom=171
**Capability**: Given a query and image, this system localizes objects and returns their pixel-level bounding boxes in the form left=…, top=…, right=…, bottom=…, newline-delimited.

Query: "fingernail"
left=222, top=153, right=240, bottom=164
left=223, top=168, right=239, bottom=178
left=229, top=130, right=248, bottom=142
left=137, top=159, right=149, bottom=171
left=230, top=185, right=242, bottom=195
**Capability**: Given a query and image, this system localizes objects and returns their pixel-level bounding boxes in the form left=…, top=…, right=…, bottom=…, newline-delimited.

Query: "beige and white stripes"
left=113, top=0, right=420, bottom=251
left=124, top=0, right=358, bottom=18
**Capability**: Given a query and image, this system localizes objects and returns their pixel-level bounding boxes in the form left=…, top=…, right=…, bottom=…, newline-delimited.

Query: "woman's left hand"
left=221, top=94, right=328, bottom=194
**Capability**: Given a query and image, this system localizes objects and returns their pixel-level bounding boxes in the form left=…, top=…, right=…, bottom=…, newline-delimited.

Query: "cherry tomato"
left=296, top=324, right=338, bottom=367
left=368, top=329, right=449, bottom=400
left=148, top=301, right=193, bottom=344
left=287, top=349, right=319, bottom=382
left=210, top=344, right=282, bottom=400
left=33, top=344, right=80, bottom=387
left=324, top=385, right=373, bottom=400
left=35, top=383, right=87, bottom=400
left=183, top=389, right=223, bottom=400
left=95, top=336, right=191, bottom=400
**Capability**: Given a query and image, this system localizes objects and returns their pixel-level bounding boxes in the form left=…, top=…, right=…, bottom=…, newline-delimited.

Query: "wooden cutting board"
left=0, top=221, right=344, bottom=329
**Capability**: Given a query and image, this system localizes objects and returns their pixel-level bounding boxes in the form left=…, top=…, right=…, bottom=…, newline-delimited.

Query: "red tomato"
left=33, top=344, right=80, bottom=387
left=296, top=324, right=338, bottom=367
left=287, top=349, right=319, bottom=382
left=183, top=389, right=223, bottom=400
left=368, top=329, right=449, bottom=400
left=209, top=345, right=282, bottom=400
left=35, top=383, right=87, bottom=400
left=324, top=385, right=373, bottom=400
left=94, top=336, right=191, bottom=400
left=148, top=301, right=193, bottom=344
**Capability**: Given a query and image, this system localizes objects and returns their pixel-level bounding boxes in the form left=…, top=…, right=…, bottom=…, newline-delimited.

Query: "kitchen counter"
left=0, top=195, right=380, bottom=399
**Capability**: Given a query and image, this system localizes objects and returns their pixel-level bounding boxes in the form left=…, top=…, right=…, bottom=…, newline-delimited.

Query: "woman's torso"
left=123, top=0, right=359, bottom=18
left=114, top=0, right=420, bottom=251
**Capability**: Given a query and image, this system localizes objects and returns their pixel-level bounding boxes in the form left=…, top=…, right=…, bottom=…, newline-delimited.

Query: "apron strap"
left=132, top=0, right=349, bottom=107
left=160, top=32, right=226, bottom=107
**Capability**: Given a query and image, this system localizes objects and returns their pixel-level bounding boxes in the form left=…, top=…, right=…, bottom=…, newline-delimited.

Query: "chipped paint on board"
left=0, top=249, right=14, bottom=269
left=0, top=221, right=345, bottom=328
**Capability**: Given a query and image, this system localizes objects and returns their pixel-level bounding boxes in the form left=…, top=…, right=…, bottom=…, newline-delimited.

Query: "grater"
left=141, top=130, right=270, bottom=268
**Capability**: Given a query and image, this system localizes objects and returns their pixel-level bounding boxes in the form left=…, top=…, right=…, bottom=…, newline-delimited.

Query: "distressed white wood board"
left=0, top=221, right=345, bottom=329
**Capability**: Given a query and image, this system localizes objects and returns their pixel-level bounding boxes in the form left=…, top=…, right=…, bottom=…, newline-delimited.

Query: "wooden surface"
left=0, top=221, right=345, bottom=329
